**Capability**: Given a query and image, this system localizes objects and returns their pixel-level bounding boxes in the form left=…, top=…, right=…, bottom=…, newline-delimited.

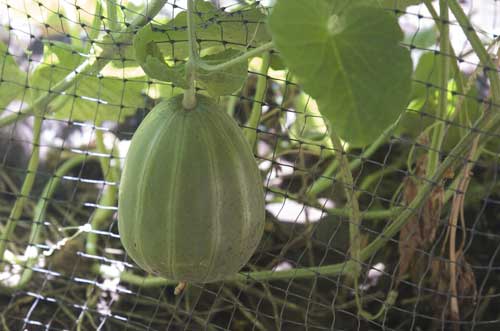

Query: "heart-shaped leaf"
left=268, top=0, right=413, bottom=146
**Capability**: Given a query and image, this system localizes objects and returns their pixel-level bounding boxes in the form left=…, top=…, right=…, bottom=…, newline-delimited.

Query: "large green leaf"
left=268, top=0, right=413, bottom=146
left=0, top=42, right=28, bottom=111
left=352, top=0, right=423, bottom=11
left=30, top=41, right=146, bottom=123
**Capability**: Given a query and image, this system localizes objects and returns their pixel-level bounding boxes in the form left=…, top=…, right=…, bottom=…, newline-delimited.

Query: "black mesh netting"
left=1, top=0, right=500, bottom=330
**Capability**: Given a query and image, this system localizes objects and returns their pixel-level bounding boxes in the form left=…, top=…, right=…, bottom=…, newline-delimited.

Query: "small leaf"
left=197, top=49, right=248, bottom=96
left=268, top=0, right=413, bottom=146
left=133, top=25, right=188, bottom=87
left=0, top=41, right=28, bottom=111
left=133, top=0, right=270, bottom=84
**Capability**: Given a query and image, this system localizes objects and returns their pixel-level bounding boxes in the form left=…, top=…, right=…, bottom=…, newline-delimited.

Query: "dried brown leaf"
left=398, top=154, right=444, bottom=282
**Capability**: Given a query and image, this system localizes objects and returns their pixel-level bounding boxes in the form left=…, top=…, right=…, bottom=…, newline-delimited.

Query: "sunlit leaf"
left=0, top=42, right=28, bottom=111
left=30, top=41, right=146, bottom=123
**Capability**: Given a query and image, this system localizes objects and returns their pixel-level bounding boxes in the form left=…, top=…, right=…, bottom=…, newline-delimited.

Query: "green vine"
left=308, top=115, right=402, bottom=198
left=427, top=0, right=451, bottom=176
left=86, top=126, right=119, bottom=257
left=0, top=116, right=43, bottom=270
left=182, top=0, right=199, bottom=109
left=106, top=0, right=119, bottom=32
left=245, top=52, right=270, bottom=147
left=0, top=154, right=96, bottom=292
left=197, top=42, right=274, bottom=72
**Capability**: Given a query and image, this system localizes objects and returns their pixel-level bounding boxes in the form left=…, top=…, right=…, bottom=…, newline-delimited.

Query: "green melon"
left=118, top=94, right=265, bottom=283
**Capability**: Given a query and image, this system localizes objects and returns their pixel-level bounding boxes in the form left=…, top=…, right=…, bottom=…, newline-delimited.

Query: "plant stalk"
left=245, top=52, right=270, bottom=147
left=197, top=42, right=274, bottom=72
left=427, top=0, right=451, bottom=176
left=0, top=116, right=43, bottom=269
left=183, top=0, right=199, bottom=109
left=448, top=0, right=500, bottom=105
left=86, top=0, right=103, bottom=52
left=106, top=0, right=119, bottom=32
left=86, top=127, right=119, bottom=256
left=308, top=115, right=401, bottom=198
left=0, top=155, right=95, bottom=292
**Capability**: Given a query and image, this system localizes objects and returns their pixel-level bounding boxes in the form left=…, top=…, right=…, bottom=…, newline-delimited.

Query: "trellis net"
left=1, top=0, right=500, bottom=330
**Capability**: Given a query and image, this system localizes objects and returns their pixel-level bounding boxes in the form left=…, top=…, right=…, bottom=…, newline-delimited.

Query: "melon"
left=118, top=94, right=265, bottom=283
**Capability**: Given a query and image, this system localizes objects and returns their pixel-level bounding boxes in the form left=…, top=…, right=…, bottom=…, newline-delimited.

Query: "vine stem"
left=427, top=0, right=451, bottom=176
left=0, top=0, right=168, bottom=129
left=448, top=136, right=478, bottom=323
left=448, top=0, right=500, bottom=105
left=106, top=0, right=118, bottom=32
left=307, top=115, right=402, bottom=198
left=245, top=52, right=270, bottom=147
left=0, top=154, right=96, bottom=292
left=423, top=0, right=469, bottom=133
left=329, top=135, right=361, bottom=272
left=331, top=133, right=396, bottom=320
left=87, top=0, right=103, bottom=52
left=0, top=116, right=42, bottom=269
left=197, top=42, right=274, bottom=72
left=86, top=126, right=119, bottom=257
left=182, top=0, right=199, bottom=109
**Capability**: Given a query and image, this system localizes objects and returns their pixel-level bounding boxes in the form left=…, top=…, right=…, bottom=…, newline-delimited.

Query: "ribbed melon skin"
left=118, top=94, right=265, bottom=283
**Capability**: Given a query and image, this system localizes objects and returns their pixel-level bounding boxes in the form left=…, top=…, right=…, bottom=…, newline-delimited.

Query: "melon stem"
left=183, top=0, right=199, bottom=110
